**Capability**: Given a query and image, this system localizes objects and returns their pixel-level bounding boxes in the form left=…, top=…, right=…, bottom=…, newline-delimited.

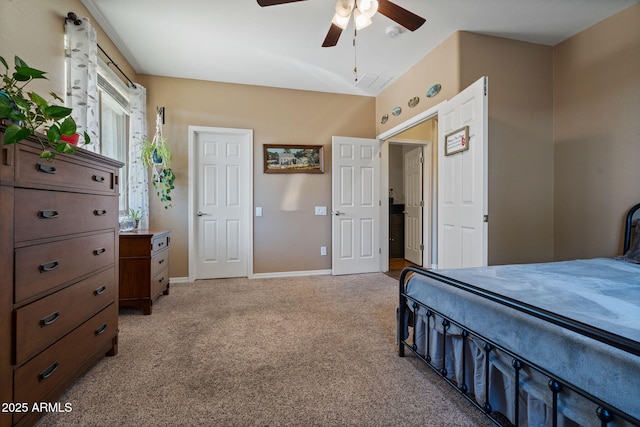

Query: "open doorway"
left=384, top=118, right=437, bottom=279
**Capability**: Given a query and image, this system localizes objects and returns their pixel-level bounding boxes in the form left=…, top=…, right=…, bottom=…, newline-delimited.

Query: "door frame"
left=378, top=103, right=442, bottom=272
left=187, top=126, right=254, bottom=282
left=385, top=138, right=432, bottom=270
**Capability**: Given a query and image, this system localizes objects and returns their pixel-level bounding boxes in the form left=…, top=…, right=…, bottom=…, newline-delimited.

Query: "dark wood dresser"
left=119, top=229, right=170, bottom=315
left=0, top=123, right=122, bottom=427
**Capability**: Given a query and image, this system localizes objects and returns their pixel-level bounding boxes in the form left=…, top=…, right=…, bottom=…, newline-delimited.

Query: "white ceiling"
left=81, top=0, right=638, bottom=96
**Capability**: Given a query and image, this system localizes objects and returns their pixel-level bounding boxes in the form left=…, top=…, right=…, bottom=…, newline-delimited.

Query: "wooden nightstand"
left=119, top=229, right=170, bottom=314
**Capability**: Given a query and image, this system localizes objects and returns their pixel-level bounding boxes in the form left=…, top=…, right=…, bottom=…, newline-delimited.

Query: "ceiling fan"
left=257, top=0, right=426, bottom=47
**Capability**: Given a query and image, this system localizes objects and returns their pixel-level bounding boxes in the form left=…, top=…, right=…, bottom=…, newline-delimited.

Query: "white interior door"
left=404, top=146, right=423, bottom=265
left=438, top=76, right=488, bottom=269
left=332, top=136, right=380, bottom=275
left=189, top=127, right=252, bottom=280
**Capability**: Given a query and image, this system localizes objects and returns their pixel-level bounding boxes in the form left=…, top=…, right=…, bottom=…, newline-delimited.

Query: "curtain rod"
left=66, top=12, right=137, bottom=89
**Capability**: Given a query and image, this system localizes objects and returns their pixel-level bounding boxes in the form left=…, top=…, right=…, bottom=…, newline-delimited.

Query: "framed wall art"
left=263, top=144, right=324, bottom=174
left=444, top=126, right=469, bottom=156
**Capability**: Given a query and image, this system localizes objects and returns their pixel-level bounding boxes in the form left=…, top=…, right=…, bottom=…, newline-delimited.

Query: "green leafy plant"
left=129, top=208, right=142, bottom=228
left=0, top=55, right=88, bottom=160
left=140, top=134, right=173, bottom=170
left=152, top=167, right=175, bottom=209
left=129, top=208, right=142, bottom=221
left=141, top=108, right=175, bottom=209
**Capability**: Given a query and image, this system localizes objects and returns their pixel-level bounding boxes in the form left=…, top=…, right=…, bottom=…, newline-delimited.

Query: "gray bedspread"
left=404, top=258, right=640, bottom=422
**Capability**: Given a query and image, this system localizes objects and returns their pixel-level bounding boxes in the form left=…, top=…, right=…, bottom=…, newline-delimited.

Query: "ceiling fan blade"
left=322, top=23, right=344, bottom=47
left=377, top=0, right=426, bottom=31
left=257, top=0, right=306, bottom=6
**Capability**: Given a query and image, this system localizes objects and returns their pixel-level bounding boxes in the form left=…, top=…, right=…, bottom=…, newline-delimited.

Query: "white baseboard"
left=171, top=270, right=333, bottom=283
left=251, top=269, right=332, bottom=279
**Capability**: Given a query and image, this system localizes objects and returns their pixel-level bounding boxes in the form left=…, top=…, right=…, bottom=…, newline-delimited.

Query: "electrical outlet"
left=320, top=246, right=327, bottom=256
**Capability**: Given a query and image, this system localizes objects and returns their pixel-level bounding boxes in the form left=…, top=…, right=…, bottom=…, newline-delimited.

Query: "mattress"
left=403, top=258, right=640, bottom=423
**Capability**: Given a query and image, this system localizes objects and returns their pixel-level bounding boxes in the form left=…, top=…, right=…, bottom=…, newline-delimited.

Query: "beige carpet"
left=36, top=273, right=491, bottom=427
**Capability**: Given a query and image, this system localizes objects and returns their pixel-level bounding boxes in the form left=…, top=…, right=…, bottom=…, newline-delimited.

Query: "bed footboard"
left=398, top=267, right=640, bottom=427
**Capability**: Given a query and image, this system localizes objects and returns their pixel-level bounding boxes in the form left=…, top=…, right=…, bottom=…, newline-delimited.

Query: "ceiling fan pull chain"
left=353, top=28, right=358, bottom=82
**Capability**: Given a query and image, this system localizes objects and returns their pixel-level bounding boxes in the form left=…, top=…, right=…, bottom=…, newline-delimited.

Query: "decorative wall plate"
left=426, top=83, right=442, bottom=98
left=392, top=106, right=402, bottom=116
left=380, top=114, right=389, bottom=124
left=408, top=96, right=419, bottom=108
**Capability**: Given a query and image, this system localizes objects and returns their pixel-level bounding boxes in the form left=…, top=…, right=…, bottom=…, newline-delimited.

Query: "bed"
left=398, top=203, right=640, bottom=427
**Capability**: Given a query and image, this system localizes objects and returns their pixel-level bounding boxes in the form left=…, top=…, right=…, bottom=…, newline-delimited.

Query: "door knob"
left=332, top=211, right=344, bottom=216
left=197, top=211, right=211, bottom=217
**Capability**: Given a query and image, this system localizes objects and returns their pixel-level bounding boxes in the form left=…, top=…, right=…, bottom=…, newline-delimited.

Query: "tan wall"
left=458, top=32, right=555, bottom=264
left=553, top=3, right=640, bottom=260
left=1, top=0, right=137, bottom=99
left=376, top=33, right=461, bottom=135
left=139, top=75, right=376, bottom=276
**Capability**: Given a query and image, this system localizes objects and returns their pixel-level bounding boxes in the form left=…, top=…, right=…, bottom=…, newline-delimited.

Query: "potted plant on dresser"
left=0, top=55, right=88, bottom=159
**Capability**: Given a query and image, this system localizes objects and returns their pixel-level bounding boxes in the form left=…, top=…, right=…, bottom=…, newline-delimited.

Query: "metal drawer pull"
left=159, top=277, right=165, bottom=283
left=2, top=147, right=12, bottom=166
left=158, top=259, right=164, bottom=265
left=40, top=311, right=61, bottom=327
left=92, top=174, right=105, bottom=182
left=94, top=285, right=107, bottom=296
left=38, top=210, right=59, bottom=219
left=39, top=260, right=60, bottom=272
left=94, top=209, right=107, bottom=216
left=95, top=324, right=108, bottom=336
left=93, top=247, right=107, bottom=255
left=38, top=361, right=59, bottom=381
left=36, top=163, right=56, bottom=174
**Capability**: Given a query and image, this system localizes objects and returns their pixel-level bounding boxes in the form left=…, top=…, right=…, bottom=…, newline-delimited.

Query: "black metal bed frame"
left=398, top=201, right=640, bottom=427
left=623, top=203, right=640, bottom=254
left=398, top=266, right=640, bottom=426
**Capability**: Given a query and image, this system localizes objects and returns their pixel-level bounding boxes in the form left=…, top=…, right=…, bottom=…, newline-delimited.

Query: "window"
left=97, top=63, right=130, bottom=212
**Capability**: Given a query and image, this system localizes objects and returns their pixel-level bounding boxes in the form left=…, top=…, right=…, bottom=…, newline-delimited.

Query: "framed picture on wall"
left=263, top=144, right=324, bottom=174
left=444, top=126, right=469, bottom=156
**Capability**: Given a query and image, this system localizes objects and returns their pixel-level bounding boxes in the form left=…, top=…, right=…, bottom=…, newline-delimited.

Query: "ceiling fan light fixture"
left=354, top=8, right=372, bottom=30
left=356, top=0, right=378, bottom=18
left=332, top=12, right=350, bottom=29
left=335, top=0, right=355, bottom=18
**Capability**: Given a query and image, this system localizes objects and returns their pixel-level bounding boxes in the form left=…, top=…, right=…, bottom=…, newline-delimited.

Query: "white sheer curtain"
left=128, top=84, right=149, bottom=229
left=64, top=17, right=100, bottom=152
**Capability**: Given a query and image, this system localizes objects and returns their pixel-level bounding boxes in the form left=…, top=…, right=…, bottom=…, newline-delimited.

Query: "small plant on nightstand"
left=129, top=208, right=142, bottom=229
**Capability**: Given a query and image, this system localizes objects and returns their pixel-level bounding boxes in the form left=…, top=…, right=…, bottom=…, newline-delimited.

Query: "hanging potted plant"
left=0, top=55, right=88, bottom=160
left=140, top=108, right=174, bottom=209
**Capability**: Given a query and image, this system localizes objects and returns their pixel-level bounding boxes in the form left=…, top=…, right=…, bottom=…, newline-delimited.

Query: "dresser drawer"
left=13, top=303, right=117, bottom=420
left=152, top=233, right=170, bottom=255
left=15, top=145, right=117, bottom=194
left=14, top=232, right=115, bottom=304
left=151, top=268, right=170, bottom=300
left=14, top=188, right=117, bottom=242
left=151, top=249, right=170, bottom=278
left=14, top=268, right=115, bottom=365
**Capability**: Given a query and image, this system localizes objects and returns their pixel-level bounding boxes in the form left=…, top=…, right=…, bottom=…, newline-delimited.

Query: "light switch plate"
left=255, top=207, right=263, bottom=217
left=315, top=206, right=327, bottom=216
